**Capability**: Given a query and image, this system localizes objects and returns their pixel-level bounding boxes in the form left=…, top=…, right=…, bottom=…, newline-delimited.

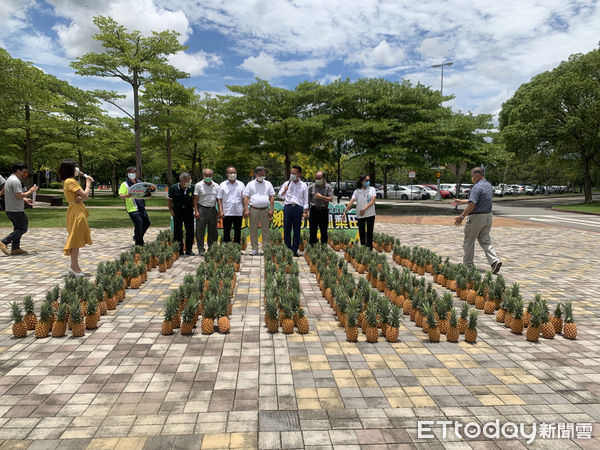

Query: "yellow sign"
left=435, top=171, right=442, bottom=178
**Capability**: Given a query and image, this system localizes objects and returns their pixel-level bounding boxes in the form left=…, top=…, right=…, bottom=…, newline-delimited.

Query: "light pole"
left=432, top=61, right=453, bottom=104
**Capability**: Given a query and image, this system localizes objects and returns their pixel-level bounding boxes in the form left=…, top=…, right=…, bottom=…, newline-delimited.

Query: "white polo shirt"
left=243, top=179, right=274, bottom=208
left=194, top=181, right=219, bottom=207
left=218, top=179, right=245, bottom=216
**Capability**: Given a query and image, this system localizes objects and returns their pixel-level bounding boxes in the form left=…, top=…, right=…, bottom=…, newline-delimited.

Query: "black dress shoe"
left=186, top=251, right=195, bottom=256
left=293, top=252, right=300, bottom=257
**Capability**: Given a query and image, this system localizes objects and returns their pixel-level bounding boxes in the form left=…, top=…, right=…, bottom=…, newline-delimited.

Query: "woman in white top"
left=342, top=174, right=376, bottom=249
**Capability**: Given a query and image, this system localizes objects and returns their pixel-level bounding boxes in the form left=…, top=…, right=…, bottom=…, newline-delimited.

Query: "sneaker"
left=0, top=241, right=8, bottom=255
left=250, top=250, right=259, bottom=256
left=11, top=248, right=28, bottom=256
left=67, top=268, right=85, bottom=278
left=491, top=261, right=503, bottom=274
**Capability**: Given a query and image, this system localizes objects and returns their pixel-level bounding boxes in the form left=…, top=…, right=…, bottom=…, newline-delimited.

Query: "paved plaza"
left=0, top=219, right=599, bottom=449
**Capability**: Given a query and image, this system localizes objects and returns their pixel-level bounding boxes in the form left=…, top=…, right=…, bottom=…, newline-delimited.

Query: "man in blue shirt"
left=452, top=167, right=502, bottom=274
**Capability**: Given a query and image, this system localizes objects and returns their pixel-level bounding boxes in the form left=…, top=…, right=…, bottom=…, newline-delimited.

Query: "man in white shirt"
left=217, top=166, right=245, bottom=245
left=278, top=165, right=309, bottom=257
left=193, top=168, right=219, bottom=255
left=243, top=166, right=275, bottom=255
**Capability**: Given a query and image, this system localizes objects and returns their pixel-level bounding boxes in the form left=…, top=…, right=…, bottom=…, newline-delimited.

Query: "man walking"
left=243, top=166, right=274, bottom=255
left=279, top=165, right=308, bottom=257
left=168, top=172, right=195, bottom=256
left=308, top=171, right=333, bottom=245
left=119, top=166, right=152, bottom=246
left=218, top=166, right=245, bottom=245
left=453, top=167, right=502, bottom=274
left=194, top=168, right=219, bottom=255
left=0, top=162, right=38, bottom=256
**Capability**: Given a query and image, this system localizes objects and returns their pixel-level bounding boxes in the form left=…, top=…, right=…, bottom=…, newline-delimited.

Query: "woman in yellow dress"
left=59, top=160, right=93, bottom=277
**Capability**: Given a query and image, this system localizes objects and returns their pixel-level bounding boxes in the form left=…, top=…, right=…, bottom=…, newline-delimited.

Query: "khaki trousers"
left=463, top=213, right=499, bottom=266
left=249, top=207, right=271, bottom=251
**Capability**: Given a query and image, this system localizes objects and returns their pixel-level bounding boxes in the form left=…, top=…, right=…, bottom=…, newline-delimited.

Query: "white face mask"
left=184, top=181, right=191, bottom=188
left=74, top=167, right=80, bottom=177
left=128, top=173, right=136, bottom=180
left=290, top=174, right=297, bottom=181
left=256, top=176, right=265, bottom=182
left=228, top=173, right=237, bottom=181
left=315, top=179, right=323, bottom=186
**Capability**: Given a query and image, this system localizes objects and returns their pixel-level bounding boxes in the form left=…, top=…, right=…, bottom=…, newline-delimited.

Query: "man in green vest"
left=119, top=166, right=151, bottom=246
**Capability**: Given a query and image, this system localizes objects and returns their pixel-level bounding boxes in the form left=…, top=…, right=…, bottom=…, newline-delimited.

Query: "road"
left=375, top=195, right=600, bottom=233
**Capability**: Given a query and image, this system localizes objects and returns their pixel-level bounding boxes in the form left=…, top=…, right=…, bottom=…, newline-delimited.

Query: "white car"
left=440, top=183, right=457, bottom=198
left=387, top=185, right=423, bottom=200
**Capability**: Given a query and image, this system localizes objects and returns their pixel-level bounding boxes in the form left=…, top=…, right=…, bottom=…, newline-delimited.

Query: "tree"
left=500, top=47, right=600, bottom=203
left=71, top=15, right=187, bottom=177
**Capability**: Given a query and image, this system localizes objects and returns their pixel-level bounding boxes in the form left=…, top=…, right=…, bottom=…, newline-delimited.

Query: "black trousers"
left=2, top=211, right=28, bottom=250
left=309, top=206, right=329, bottom=244
left=128, top=209, right=151, bottom=246
left=357, top=215, right=375, bottom=249
left=173, top=207, right=194, bottom=253
left=223, top=215, right=243, bottom=245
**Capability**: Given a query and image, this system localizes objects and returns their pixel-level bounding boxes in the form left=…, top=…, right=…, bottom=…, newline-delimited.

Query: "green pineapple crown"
left=23, top=295, right=35, bottom=314
left=181, top=298, right=198, bottom=323
left=449, top=308, right=458, bottom=328
left=468, top=310, right=478, bottom=329
left=512, top=297, right=524, bottom=319
left=69, top=301, right=83, bottom=324
left=425, top=304, right=437, bottom=329
left=10, top=301, right=24, bottom=323
left=365, top=302, right=378, bottom=327
left=553, top=302, right=563, bottom=319
left=265, top=296, right=279, bottom=320
left=460, top=302, right=469, bottom=319
left=562, top=301, right=574, bottom=323
left=163, top=294, right=178, bottom=321
left=389, top=304, right=401, bottom=328
left=529, top=302, right=544, bottom=328
left=56, top=303, right=68, bottom=322
left=40, top=300, right=53, bottom=323
left=86, top=298, right=98, bottom=316
left=378, top=297, right=390, bottom=324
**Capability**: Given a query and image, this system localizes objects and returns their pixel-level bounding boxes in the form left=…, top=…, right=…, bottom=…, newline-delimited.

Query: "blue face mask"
left=364, top=181, right=370, bottom=188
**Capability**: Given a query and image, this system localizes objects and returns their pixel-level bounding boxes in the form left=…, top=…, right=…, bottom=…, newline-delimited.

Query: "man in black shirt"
left=168, top=172, right=195, bottom=256
left=308, top=171, right=334, bottom=245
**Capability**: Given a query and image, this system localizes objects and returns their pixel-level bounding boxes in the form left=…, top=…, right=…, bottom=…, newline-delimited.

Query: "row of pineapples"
left=263, top=244, right=309, bottom=334
left=161, top=243, right=240, bottom=336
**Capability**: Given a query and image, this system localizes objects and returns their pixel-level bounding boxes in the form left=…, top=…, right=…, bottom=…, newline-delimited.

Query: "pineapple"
left=562, top=301, right=577, bottom=340
left=279, top=300, right=295, bottom=334
left=201, top=295, right=217, bottom=335
left=70, top=301, right=85, bottom=337
left=504, top=295, right=514, bottom=329
left=526, top=302, right=543, bottom=342
left=465, top=310, right=478, bottom=344
left=510, top=297, right=524, bottom=334
left=35, top=301, right=53, bottom=338
left=436, top=294, right=451, bottom=334
left=162, top=295, right=177, bottom=335
left=551, top=303, right=563, bottom=335
left=475, top=282, right=486, bottom=310
left=386, top=304, right=401, bottom=343
left=540, top=299, right=555, bottom=339
left=217, top=295, right=231, bottom=334
left=426, top=307, right=440, bottom=343
left=378, top=296, right=390, bottom=336
left=365, top=302, right=379, bottom=343
left=10, top=302, right=27, bottom=338
left=458, top=303, right=469, bottom=335
left=265, top=297, right=279, bottom=333
left=496, top=296, right=508, bottom=323
left=446, top=309, right=459, bottom=343
left=296, top=307, right=309, bottom=334
left=345, top=298, right=359, bottom=342
left=181, top=299, right=197, bottom=335
left=483, top=282, right=496, bottom=314
left=52, top=304, right=68, bottom=337
left=23, top=295, right=37, bottom=330
left=85, top=298, right=99, bottom=330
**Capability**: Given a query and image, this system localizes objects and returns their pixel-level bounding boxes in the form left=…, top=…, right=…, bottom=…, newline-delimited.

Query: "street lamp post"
left=432, top=61, right=453, bottom=103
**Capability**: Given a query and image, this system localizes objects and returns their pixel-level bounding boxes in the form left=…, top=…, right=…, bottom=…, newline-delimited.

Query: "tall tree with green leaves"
left=71, top=15, right=187, bottom=177
left=500, top=47, right=600, bottom=203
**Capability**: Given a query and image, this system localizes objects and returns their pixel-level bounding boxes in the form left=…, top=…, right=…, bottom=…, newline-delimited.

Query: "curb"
left=551, top=207, right=600, bottom=216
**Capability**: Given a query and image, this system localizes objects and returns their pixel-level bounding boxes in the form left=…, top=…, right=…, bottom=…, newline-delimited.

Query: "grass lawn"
left=37, top=189, right=167, bottom=207
left=0, top=208, right=173, bottom=228
left=555, top=201, right=600, bottom=214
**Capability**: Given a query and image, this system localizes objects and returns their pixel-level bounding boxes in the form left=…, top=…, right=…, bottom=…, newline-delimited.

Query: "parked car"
left=331, top=180, right=357, bottom=199
left=386, top=185, right=424, bottom=200
left=422, top=184, right=452, bottom=199
left=439, top=183, right=457, bottom=198
left=411, top=185, right=431, bottom=200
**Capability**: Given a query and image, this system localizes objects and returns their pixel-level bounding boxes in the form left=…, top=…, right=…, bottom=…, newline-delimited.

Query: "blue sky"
left=2, top=0, right=600, bottom=118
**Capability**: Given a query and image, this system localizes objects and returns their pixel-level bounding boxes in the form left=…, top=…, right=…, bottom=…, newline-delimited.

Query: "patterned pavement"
left=0, top=220, right=598, bottom=449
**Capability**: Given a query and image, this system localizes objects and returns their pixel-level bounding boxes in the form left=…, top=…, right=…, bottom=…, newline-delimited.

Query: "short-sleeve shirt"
left=279, top=180, right=309, bottom=209
left=194, top=181, right=219, bottom=207
left=244, top=179, right=275, bottom=208
left=309, top=183, right=333, bottom=208
left=168, top=183, right=195, bottom=209
left=468, top=179, right=494, bottom=213
left=4, top=174, right=24, bottom=212
left=218, top=180, right=245, bottom=216
left=63, top=178, right=82, bottom=203
left=119, top=179, right=146, bottom=213
left=352, top=186, right=377, bottom=218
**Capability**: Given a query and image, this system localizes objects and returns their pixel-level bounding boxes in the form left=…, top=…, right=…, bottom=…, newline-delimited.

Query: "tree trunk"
left=285, top=150, right=291, bottom=180
left=337, top=151, right=341, bottom=203
left=133, top=77, right=142, bottom=178
left=24, top=103, right=33, bottom=187
left=191, top=142, right=198, bottom=179
left=383, top=167, right=388, bottom=199
left=112, top=162, right=118, bottom=197
left=583, top=157, right=592, bottom=204
left=78, top=148, right=83, bottom=172
left=166, top=128, right=173, bottom=185
left=368, top=159, right=376, bottom=186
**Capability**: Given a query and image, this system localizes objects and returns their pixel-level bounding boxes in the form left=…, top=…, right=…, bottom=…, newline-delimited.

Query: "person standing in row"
left=452, top=167, right=502, bottom=274
left=119, top=166, right=151, bottom=246
left=279, top=165, right=309, bottom=257
left=168, top=172, right=195, bottom=256
left=0, top=162, right=38, bottom=256
left=243, top=166, right=274, bottom=256
left=342, top=174, right=376, bottom=249
left=308, top=171, right=333, bottom=245
left=59, top=160, right=93, bottom=277
left=218, top=166, right=245, bottom=245
left=194, top=168, right=219, bottom=256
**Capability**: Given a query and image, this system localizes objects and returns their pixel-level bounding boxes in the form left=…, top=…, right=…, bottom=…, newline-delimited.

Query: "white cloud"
left=348, top=40, right=406, bottom=72
left=239, top=52, right=327, bottom=80
left=318, top=74, right=342, bottom=85
left=168, top=51, right=222, bottom=76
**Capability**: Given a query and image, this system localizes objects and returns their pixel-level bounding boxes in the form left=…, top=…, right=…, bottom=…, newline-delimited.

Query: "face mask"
left=228, top=173, right=237, bottom=181
left=290, top=174, right=297, bottom=181
left=364, top=181, right=370, bottom=188
left=204, top=177, right=212, bottom=183
left=256, top=176, right=265, bottom=182
left=74, top=167, right=80, bottom=177
left=315, top=179, right=323, bottom=186
left=184, top=181, right=191, bottom=188
left=128, top=173, right=136, bottom=180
